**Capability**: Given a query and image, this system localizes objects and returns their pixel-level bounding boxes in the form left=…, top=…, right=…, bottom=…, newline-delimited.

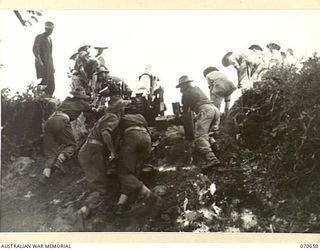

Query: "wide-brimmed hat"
left=203, top=66, right=219, bottom=77
left=45, top=21, right=54, bottom=29
left=106, top=98, right=130, bottom=113
left=248, top=44, right=263, bottom=51
left=222, top=52, right=234, bottom=67
left=94, top=44, right=108, bottom=50
left=70, top=87, right=90, bottom=99
left=78, top=44, right=91, bottom=53
left=176, top=75, right=193, bottom=88
left=287, top=48, right=293, bottom=55
left=69, top=52, right=78, bottom=60
left=266, top=42, right=281, bottom=51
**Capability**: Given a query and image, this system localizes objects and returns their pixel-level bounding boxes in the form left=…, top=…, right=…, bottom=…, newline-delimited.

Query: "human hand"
left=57, top=153, right=66, bottom=162
left=36, top=57, right=44, bottom=67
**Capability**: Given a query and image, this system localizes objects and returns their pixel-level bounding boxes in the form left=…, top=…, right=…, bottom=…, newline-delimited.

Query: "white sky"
left=1, top=10, right=320, bottom=113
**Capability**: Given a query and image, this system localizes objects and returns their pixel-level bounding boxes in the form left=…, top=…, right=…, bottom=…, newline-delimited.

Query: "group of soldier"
left=33, top=21, right=292, bottom=216
left=221, top=43, right=297, bottom=92
left=34, top=21, right=165, bottom=215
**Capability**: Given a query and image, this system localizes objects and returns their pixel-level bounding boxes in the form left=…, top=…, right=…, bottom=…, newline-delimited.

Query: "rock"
left=78, top=206, right=90, bottom=219
left=50, top=199, right=62, bottom=205
left=23, top=191, right=34, bottom=199
left=84, top=191, right=103, bottom=209
left=10, top=157, right=35, bottom=175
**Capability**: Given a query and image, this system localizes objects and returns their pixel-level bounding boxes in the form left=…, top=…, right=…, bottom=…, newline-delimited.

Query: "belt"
left=124, top=126, right=148, bottom=134
left=86, top=138, right=104, bottom=146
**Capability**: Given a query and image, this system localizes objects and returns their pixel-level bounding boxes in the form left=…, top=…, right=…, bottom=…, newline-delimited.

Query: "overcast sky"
left=1, top=10, right=320, bottom=113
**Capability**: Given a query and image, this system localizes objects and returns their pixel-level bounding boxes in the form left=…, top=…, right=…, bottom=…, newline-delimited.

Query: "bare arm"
left=101, top=130, right=116, bottom=159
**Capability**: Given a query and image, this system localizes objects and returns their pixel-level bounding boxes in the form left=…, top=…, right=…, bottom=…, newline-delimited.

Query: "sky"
left=1, top=10, right=320, bottom=114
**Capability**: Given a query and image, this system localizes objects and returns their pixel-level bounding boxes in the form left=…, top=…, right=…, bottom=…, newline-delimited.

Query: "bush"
left=221, top=54, right=320, bottom=202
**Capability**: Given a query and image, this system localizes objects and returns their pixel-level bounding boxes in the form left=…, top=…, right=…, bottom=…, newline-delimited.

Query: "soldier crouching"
left=40, top=87, right=92, bottom=183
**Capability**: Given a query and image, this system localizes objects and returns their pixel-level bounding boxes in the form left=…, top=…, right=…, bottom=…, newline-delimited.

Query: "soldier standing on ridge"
left=94, top=44, right=108, bottom=67
left=248, top=44, right=268, bottom=81
left=33, top=21, right=55, bottom=97
left=266, top=42, right=282, bottom=68
left=221, top=49, right=263, bottom=92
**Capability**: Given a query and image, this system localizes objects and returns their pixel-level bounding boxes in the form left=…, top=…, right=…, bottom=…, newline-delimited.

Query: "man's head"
left=78, top=44, right=91, bottom=53
left=222, top=52, right=235, bottom=67
left=176, top=75, right=193, bottom=92
left=266, top=42, right=281, bottom=51
left=248, top=44, right=263, bottom=51
left=287, top=48, right=294, bottom=55
left=78, top=51, right=90, bottom=63
left=44, top=21, right=54, bottom=36
left=94, top=45, right=108, bottom=56
left=203, top=66, right=219, bottom=78
left=96, top=66, right=110, bottom=81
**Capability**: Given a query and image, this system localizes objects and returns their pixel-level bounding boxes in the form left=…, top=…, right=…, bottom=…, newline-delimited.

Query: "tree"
left=13, top=10, right=43, bottom=27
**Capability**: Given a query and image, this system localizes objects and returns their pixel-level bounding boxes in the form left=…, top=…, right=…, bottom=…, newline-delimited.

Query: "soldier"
left=99, top=75, right=132, bottom=104
left=266, top=42, right=282, bottom=68
left=40, top=87, right=92, bottom=183
left=114, top=113, right=162, bottom=215
left=248, top=44, right=268, bottom=81
left=94, top=44, right=108, bottom=67
left=32, top=21, right=55, bottom=97
left=78, top=98, right=129, bottom=196
left=68, top=52, right=79, bottom=77
left=283, top=48, right=297, bottom=67
left=75, top=51, right=100, bottom=94
left=176, top=75, right=221, bottom=174
left=222, top=49, right=263, bottom=92
left=91, top=66, right=110, bottom=107
left=203, top=66, right=236, bottom=114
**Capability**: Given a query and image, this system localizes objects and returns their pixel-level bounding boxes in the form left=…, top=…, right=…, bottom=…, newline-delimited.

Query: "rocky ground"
left=1, top=124, right=319, bottom=232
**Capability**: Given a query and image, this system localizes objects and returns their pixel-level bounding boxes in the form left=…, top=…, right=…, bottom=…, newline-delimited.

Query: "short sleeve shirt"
left=88, top=113, right=120, bottom=141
